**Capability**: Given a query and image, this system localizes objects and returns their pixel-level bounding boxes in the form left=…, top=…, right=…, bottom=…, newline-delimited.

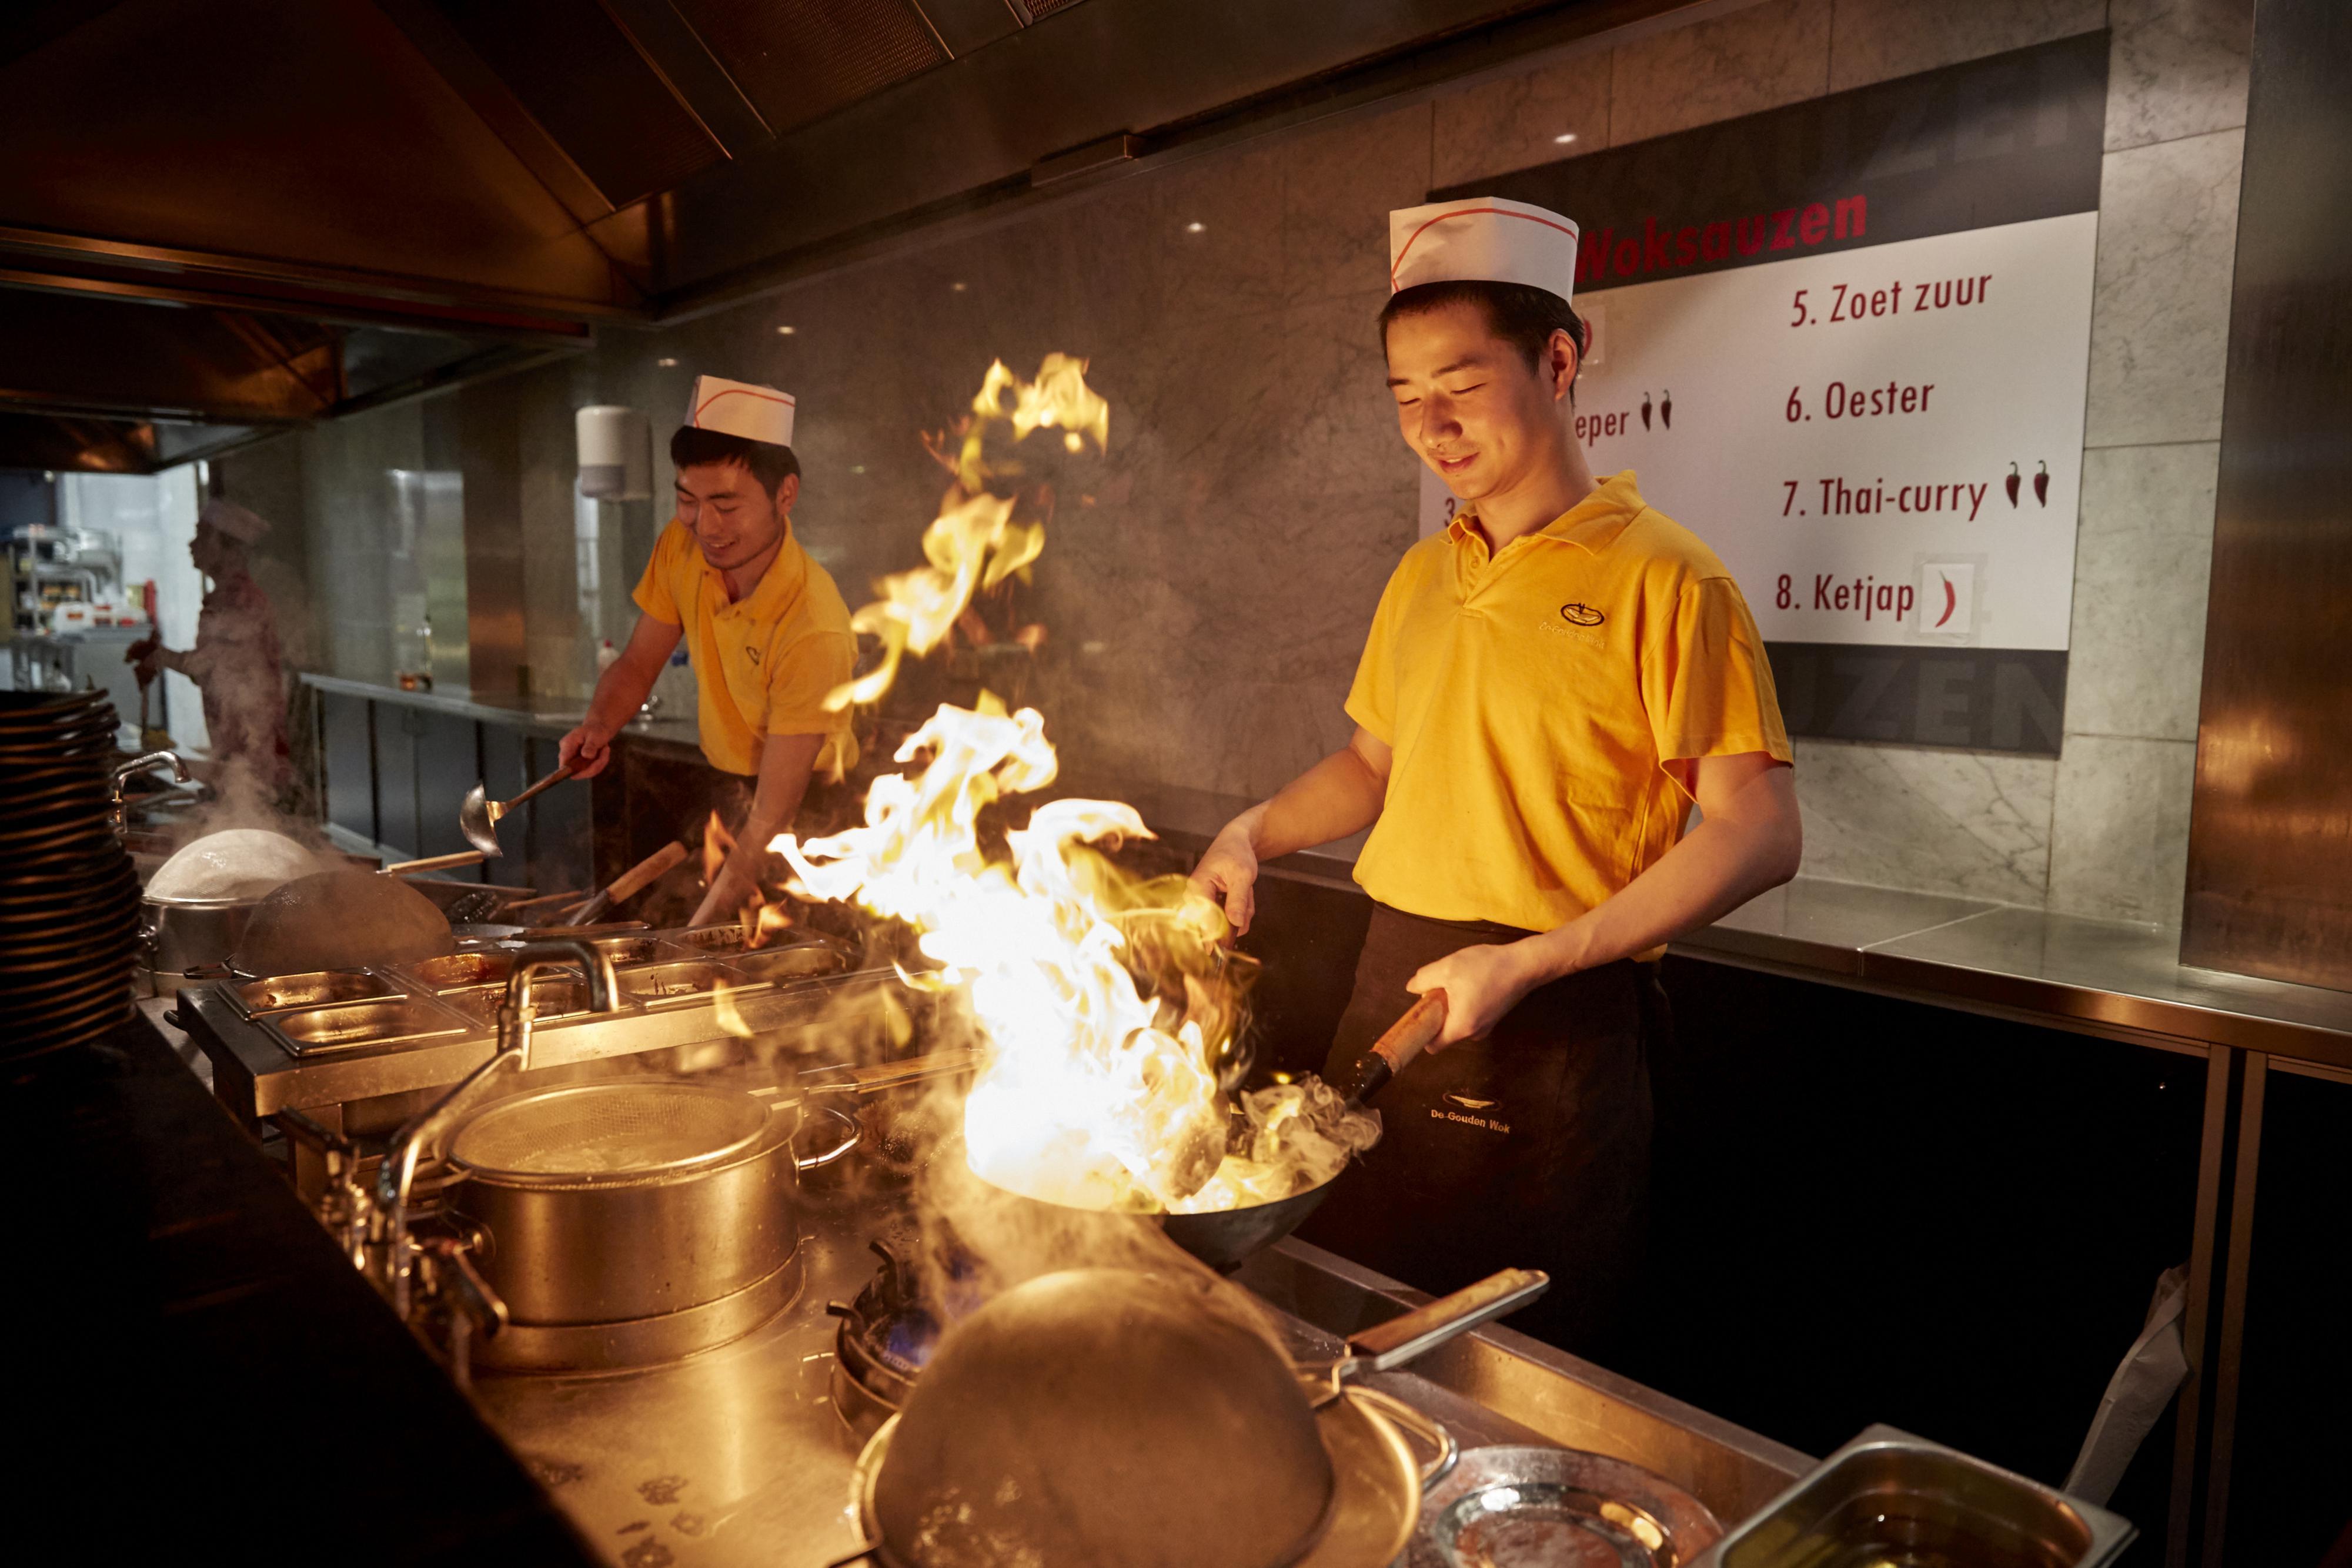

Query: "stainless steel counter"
left=1683, top=878, right=2352, bottom=1073
left=300, top=670, right=707, bottom=754
left=465, top=1188, right=1810, bottom=1568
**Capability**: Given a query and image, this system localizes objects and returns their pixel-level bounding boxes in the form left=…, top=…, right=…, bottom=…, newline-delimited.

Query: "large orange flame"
left=776, top=357, right=1374, bottom=1214
left=823, top=354, right=1100, bottom=714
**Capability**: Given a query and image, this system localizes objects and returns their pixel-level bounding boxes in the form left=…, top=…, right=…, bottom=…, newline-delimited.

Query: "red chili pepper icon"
left=2033, top=460, right=2049, bottom=507
left=2005, top=462, right=2020, bottom=508
left=1641, top=392, right=1653, bottom=431
left=1661, top=389, right=1672, bottom=429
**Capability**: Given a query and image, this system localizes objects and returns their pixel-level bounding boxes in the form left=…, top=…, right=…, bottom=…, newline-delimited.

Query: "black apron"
left=1298, top=902, right=1663, bottom=1357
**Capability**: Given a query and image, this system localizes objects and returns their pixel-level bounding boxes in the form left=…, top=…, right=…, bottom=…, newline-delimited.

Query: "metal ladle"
left=458, top=762, right=574, bottom=858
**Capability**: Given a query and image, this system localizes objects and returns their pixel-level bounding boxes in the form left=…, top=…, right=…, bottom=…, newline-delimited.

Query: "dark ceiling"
left=0, top=0, right=1694, bottom=471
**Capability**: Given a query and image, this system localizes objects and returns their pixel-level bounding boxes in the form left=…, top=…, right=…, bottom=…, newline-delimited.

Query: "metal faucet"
left=109, top=749, right=191, bottom=831
left=374, top=939, right=624, bottom=1316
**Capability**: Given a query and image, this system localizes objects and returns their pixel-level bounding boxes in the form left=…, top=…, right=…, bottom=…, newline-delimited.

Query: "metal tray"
left=1410, top=1445, right=1722, bottom=1568
left=1689, top=1426, right=2133, bottom=1568
left=230, top=968, right=407, bottom=1017
left=438, top=976, right=602, bottom=1027
left=399, top=950, right=520, bottom=991
left=593, top=934, right=677, bottom=967
left=619, top=959, right=741, bottom=1006
left=666, top=923, right=754, bottom=954
left=260, top=997, right=479, bottom=1057
left=726, top=941, right=853, bottom=985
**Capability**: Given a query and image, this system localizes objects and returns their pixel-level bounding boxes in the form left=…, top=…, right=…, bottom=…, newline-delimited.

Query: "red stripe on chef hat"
left=1389, top=205, right=1583, bottom=294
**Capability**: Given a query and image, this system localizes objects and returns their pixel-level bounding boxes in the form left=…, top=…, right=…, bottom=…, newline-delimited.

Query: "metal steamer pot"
left=142, top=855, right=448, bottom=986
left=141, top=891, right=258, bottom=979
left=440, top=1077, right=860, bottom=1372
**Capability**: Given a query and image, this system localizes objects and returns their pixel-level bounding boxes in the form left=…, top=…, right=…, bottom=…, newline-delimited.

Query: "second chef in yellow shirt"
left=562, top=374, right=856, bottom=926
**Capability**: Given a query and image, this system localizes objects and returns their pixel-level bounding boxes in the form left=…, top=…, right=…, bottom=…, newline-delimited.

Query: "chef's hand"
left=1408, top=941, right=1546, bottom=1047
left=1190, top=821, right=1262, bottom=938
left=125, top=634, right=165, bottom=684
left=559, top=720, right=617, bottom=780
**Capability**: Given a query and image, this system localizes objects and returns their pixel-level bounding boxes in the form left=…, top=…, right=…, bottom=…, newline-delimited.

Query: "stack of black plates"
left=0, top=691, right=141, bottom=1059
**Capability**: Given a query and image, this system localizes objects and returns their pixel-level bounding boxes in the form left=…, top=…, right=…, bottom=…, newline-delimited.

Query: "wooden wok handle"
left=1375, top=989, right=1448, bottom=1070
left=382, top=850, right=489, bottom=876
left=1347, top=1267, right=1549, bottom=1369
left=505, top=761, right=576, bottom=813
left=558, top=840, right=689, bottom=925
left=806, top=1048, right=984, bottom=1095
left=1341, top=989, right=1447, bottom=1109
left=604, top=840, right=687, bottom=903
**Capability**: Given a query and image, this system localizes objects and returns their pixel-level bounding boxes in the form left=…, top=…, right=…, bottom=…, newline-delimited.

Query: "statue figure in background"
left=128, top=497, right=290, bottom=793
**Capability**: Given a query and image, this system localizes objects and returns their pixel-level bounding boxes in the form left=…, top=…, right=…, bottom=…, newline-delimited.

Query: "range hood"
left=0, top=0, right=1697, bottom=470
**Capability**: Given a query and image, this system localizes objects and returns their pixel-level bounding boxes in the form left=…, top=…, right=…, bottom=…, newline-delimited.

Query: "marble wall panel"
left=1431, top=52, right=1611, bottom=190
left=1609, top=0, right=1830, bottom=146
left=2047, top=733, right=2196, bottom=923
left=1153, top=140, right=1288, bottom=325
left=1790, top=737, right=2056, bottom=904
left=2106, top=0, right=2254, bottom=152
left=1281, top=105, right=1434, bottom=302
left=1826, top=0, right=2103, bottom=92
left=2083, top=128, right=2246, bottom=448
left=1274, top=290, right=1408, bottom=508
left=2065, top=440, right=2218, bottom=742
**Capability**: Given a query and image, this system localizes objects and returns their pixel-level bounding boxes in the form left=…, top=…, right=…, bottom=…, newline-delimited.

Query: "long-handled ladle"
left=458, top=762, right=574, bottom=858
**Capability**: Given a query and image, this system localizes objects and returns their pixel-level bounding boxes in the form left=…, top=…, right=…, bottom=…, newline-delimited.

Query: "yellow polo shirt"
left=1347, top=470, right=1789, bottom=934
left=633, top=520, right=858, bottom=778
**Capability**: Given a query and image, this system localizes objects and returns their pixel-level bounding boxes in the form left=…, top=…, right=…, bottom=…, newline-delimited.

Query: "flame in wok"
left=776, top=357, right=1374, bottom=1214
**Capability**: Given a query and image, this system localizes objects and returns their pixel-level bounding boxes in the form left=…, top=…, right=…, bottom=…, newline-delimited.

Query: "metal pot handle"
left=794, top=1102, right=863, bottom=1171
left=1348, top=1385, right=1459, bottom=1492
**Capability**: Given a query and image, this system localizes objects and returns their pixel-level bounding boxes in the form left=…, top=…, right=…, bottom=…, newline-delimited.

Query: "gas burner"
left=826, top=1236, right=984, bottom=1442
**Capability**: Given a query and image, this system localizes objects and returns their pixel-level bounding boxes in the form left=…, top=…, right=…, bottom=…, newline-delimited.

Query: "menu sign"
left=1424, top=32, right=2110, bottom=754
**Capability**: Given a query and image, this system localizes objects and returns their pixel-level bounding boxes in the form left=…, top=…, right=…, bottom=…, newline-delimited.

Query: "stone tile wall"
left=227, top=0, right=2253, bottom=927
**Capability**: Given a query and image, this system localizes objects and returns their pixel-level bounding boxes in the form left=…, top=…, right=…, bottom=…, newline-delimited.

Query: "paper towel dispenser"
left=576, top=405, right=652, bottom=500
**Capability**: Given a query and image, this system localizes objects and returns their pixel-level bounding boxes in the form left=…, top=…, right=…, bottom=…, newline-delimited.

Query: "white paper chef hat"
left=684, top=374, right=796, bottom=448
left=1389, top=197, right=1582, bottom=304
left=199, top=497, right=271, bottom=544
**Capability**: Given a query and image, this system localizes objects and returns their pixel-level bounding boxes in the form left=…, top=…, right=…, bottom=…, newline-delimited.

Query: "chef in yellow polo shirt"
left=1192, top=198, right=1803, bottom=1353
left=560, top=375, right=856, bottom=928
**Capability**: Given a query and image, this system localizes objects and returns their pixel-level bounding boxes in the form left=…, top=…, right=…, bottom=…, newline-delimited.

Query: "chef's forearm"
left=1516, top=764, right=1801, bottom=982
left=696, top=737, right=823, bottom=922
left=583, top=651, right=659, bottom=737
left=582, top=614, right=683, bottom=743
left=1235, top=733, right=1389, bottom=860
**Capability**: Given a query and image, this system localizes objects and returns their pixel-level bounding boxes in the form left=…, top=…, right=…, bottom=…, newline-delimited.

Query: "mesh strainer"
left=448, top=1081, right=771, bottom=1181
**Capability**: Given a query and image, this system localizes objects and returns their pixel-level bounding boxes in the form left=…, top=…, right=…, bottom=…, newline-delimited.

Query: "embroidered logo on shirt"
left=1444, top=1094, right=1498, bottom=1110
left=1559, top=602, right=1605, bottom=627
